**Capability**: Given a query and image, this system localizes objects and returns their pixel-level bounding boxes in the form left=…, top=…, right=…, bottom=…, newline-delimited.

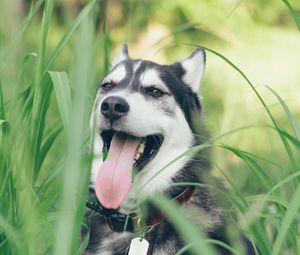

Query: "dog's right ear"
left=111, top=43, right=129, bottom=68
left=178, top=49, right=206, bottom=93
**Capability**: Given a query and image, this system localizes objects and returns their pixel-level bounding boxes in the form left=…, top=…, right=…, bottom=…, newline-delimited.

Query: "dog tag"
left=128, top=237, right=149, bottom=255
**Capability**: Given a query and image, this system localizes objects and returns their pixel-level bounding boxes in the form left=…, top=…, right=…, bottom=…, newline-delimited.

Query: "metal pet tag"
left=128, top=237, right=149, bottom=255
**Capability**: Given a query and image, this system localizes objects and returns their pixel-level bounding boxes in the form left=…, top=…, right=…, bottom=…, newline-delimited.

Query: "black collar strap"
left=86, top=186, right=195, bottom=233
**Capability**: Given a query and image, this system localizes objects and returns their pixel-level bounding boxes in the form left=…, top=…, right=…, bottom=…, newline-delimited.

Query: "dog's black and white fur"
left=84, top=45, right=257, bottom=255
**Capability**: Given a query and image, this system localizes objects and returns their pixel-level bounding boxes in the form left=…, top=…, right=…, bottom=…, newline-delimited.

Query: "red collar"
left=144, top=186, right=195, bottom=229
left=86, top=186, right=196, bottom=233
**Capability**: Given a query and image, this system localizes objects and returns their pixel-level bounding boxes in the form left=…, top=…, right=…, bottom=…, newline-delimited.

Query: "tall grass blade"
left=220, top=145, right=272, bottom=190
left=270, top=172, right=300, bottom=193
left=225, top=0, right=244, bottom=20
left=246, top=194, right=288, bottom=209
left=282, top=0, right=300, bottom=31
left=0, top=214, right=24, bottom=253
left=266, top=85, right=300, bottom=140
left=176, top=241, right=241, bottom=255
left=38, top=157, right=65, bottom=195
left=271, top=184, right=300, bottom=255
left=45, top=0, right=97, bottom=71
left=0, top=78, right=6, bottom=122
left=34, top=0, right=54, bottom=85
left=53, top=13, right=94, bottom=255
left=32, top=74, right=54, bottom=181
left=138, top=143, right=211, bottom=194
left=49, top=71, right=71, bottom=130
left=0, top=0, right=43, bottom=70
left=31, top=0, right=54, bottom=182
left=37, top=124, right=63, bottom=171
left=152, top=195, right=217, bottom=255
left=277, top=128, right=300, bottom=148
left=101, top=17, right=112, bottom=74
left=16, top=52, right=38, bottom=89
left=0, top=119, right=6, bottom=126
left=184, top=43, right=298, bottom=172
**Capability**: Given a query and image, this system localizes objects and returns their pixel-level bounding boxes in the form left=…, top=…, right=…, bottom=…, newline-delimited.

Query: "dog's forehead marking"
left=139, top=68, right=169, bottom=91
left=133, top=61, right=141, bottom=73
left=126, top=61, right=141, bottom=86
left=104, top=64, right=126, bottom=83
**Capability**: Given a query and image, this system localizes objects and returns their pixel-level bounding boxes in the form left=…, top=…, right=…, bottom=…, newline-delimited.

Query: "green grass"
left=0, top=1, right=300, bottom=255
left=282, top=0, right=300, bottom=31
left=0, top=1, right=96, bottom=254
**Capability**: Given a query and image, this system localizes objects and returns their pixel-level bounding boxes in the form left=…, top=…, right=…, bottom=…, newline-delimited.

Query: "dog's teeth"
left=138, top=144, right=145, bottom=153
left=134, top=139, right=146, bottom=161
left=134, top=153, right=141, bottom=160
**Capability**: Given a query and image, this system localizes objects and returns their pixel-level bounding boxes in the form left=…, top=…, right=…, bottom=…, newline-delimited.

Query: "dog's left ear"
left=179, top=49, right=206, bottom=92
left=111, top=43, right=129, bottom=67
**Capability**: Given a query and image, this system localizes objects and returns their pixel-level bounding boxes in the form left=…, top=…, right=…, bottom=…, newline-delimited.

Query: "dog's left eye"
left=143, top=87, right=167, bottom=98
left=101, top=81, right=115, bottom=91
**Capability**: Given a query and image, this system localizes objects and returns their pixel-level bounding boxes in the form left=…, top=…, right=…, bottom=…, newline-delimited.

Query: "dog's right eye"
left=101, top=81, right=115, bottom=90
left=143, top=86, right=168, bottom=98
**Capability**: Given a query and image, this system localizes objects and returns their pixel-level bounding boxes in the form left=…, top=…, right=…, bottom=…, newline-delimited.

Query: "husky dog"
left=84, top=45, right=256, bottom=255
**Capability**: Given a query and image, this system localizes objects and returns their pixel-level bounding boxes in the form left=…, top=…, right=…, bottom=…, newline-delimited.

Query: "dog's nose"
left=101, top=96, right=129, bottom=121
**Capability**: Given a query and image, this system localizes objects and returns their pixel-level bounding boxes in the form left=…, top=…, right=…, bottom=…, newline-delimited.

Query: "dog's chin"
left=100, top=129, right=164, bottom=171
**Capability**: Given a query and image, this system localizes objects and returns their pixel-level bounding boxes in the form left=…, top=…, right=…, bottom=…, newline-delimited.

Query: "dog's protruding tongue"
left=95, top=133, right=140, bottom=209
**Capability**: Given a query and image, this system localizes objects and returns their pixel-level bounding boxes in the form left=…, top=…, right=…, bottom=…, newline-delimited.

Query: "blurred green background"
left=1, top=0, right=299, bottom=191
left=0, top=1, right=300, bottom=254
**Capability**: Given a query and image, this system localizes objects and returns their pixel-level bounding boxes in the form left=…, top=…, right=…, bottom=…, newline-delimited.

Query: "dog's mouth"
left=95, top=130, right=163, bottom=210
left=101, top=130, right=163, bottom=170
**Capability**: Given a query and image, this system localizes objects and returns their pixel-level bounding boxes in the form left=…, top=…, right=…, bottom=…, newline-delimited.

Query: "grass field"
left=0, top=1, right=300, bottom=255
